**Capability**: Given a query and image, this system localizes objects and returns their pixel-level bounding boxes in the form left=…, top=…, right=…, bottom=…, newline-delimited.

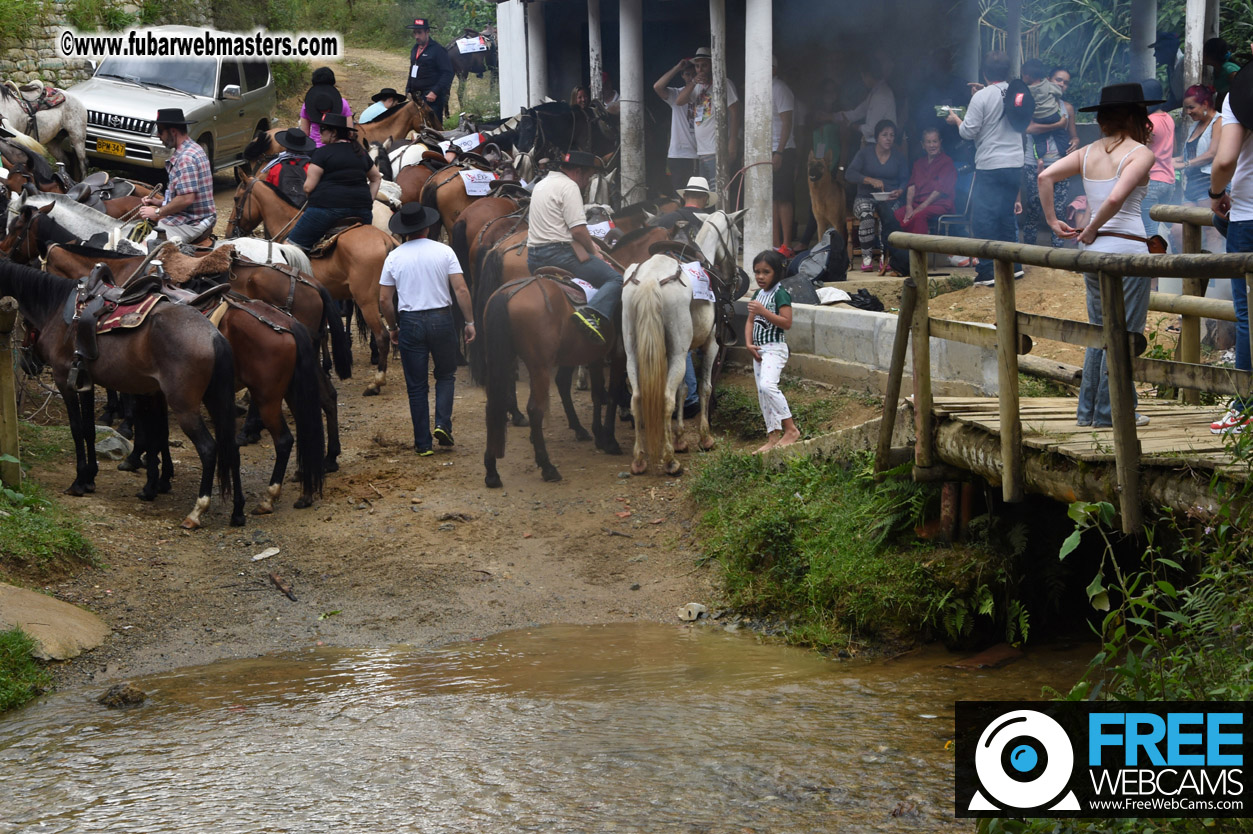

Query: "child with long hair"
left=744, top=250, right=801, bottom=453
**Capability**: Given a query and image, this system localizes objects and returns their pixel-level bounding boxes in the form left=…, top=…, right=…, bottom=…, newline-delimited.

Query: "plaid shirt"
left=163, top=138, right=216, bottom=226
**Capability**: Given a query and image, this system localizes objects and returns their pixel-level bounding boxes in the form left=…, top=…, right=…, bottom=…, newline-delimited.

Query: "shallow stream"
left=0, top=624, right=1090, bottom=832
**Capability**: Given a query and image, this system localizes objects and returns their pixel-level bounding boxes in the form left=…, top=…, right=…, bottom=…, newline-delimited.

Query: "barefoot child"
left=744, top=250, right=801, bottom=453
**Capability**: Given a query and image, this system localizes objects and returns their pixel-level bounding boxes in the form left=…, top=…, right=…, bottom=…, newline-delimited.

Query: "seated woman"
left=846, top=119, right=909, bottom=271
left=569, top=85, right=591, bottom=110
left=286, top=113, right=381, bottom=252
left=893, top=127, right=956, bottom=235
left=298, top=67, right=353, bottom=148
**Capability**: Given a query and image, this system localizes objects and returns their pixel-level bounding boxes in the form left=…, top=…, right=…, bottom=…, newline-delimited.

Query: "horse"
left=514, top=102, right=617, bottom=161
left=357, top=100, right=440, bottom=147
left=0, top=135, right=68, bottom=193
left=448, top=26, right=498, bottom=106
left=419, top=157, right=513, bottom=241
left=242, top=128, right=282, bottom=175
left=228, top=171, right=397, bottom=395
left=449, top=195, right=518, bottom=276
left=621, top=209, right=744, bottom=476
left=0, top=259, right=243, bottom=528
left=0, top=84, right=87, bottom=179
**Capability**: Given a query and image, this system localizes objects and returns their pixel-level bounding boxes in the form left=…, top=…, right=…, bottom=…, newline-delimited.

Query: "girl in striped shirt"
left=744, top=250, right=801, bottom=453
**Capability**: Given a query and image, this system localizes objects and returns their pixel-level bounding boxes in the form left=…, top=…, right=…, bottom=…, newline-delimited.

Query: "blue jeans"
left=698, top=155, right=717, bottom=183
left=1077, top=274, right=1150, bottom=426
left=684, top=351, right=699, bottom=406
left=971, top=166, right=1022, bottom=282
left=287, top=205, right=373, bottom=250
left=1228, top=220, right=1253, bottom=408
left=527, top=242, right=623, bottom=322
left=398, top=308, right=458, bottom=451
left=1140, top=180, right=1175, bottom=249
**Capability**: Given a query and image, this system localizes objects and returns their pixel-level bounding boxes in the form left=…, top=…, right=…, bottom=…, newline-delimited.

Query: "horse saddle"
left=2, top=82, right=65, bottom=142
left=63, top=263, right=167, bottom=392
left=309, top=220, right=365, bottom=259
left=487, top=180, right=530, bottom=201
left=154, top=241, right=235, bottom=285
left=644, top=240, right=739, bottom=346
left=530, top=267, right=594, bottom=306
left=66, top=171, right=112, bottom=211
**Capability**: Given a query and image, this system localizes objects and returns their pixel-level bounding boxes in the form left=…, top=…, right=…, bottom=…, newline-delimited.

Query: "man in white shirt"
left=380, top=203, right=476, bottom=455
left=676, top=46, right=741, bottom=184
left=772, top=58, right=797, bottom=255
left=838, top=58, right=897, bottom=145
left=653, top=57, right=699, bottom=190
left=947, top=51, right=1025, bottom=285
left=1207, top=65, right=1253, bottom=433
left=527, top=151, right=622, bottom=344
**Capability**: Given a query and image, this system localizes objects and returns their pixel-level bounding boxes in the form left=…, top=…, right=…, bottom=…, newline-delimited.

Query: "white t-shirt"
left=1220, top=99, right=1253, bottom=222
left=692, top=78, right=739, bottom=157
left=379, top=238, right=463, bottom=312
left=662, top=86, right=698, bottom=159
left=771, top=77, right=796, bottom=152
left=527, top=170, right=587, bottom=246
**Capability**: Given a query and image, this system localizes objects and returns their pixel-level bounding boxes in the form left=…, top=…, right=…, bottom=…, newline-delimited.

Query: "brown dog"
left=807, top=151, right=846, bottom=240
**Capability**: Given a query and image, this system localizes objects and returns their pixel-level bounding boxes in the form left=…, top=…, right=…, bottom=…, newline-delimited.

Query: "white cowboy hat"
left=678, top=175, right=717, bottom=206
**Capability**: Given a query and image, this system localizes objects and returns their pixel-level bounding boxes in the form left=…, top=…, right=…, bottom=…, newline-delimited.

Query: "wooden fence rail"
left=878, top=221, right=1253, bottom=534
left=0, top=296, right=20, bottom=488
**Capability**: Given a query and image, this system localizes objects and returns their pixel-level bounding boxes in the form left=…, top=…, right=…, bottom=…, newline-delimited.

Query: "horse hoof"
left=510, top=413, right=529, bottom=427
left=665, top=461, right=684, bottom=476
left=252, top=504, right=274, bottom=515
left=230, top=514, right=247, bottom=527
left=236, top=432, right=261, bottom=447
left=700, top=438, right=716, bottom=451
left=294, top=496, right=313, bottom=509
left=541, top=466, right=562, bottom=482
left=64, top=483, right=87, bottom=497
left=574, top=429, right=592, bottom=442
left=179, top=517, right=201, bottom=530
left=325, top=459, right=340, bottom=473
left=485, top=474, right=502, bottom=489
left=363, top=386, right=381, bottom=397
left=117, top=458, right=140, bottom=472
left=158, top=480, right=172, bottom=494
left=630, top=460, right=647, bottom=475
left=84, top=482, right=96, bottom=493
left=603, top=442, right=623, bottom=456
left=674, top=441, right=689, bottom=454
left=137, top=490, right=156, bottom=502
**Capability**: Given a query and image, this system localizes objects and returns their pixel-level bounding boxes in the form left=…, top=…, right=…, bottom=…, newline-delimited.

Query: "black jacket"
left=407, top=39, right=454, bottom=98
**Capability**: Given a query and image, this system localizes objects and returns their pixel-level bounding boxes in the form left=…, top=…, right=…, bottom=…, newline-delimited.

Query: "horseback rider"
left=649, top=175, right=716, bottom=232
left=359, top=87, right=404, bottom=125
left=286, top=113, right=381, bottom=253
left=258, top=127, right=315, bottom=206
left=405, top=17, right=455, bottom=121
left=137, top=108, right=216, bottom=247
left=526, top=151, right=622, bottom=344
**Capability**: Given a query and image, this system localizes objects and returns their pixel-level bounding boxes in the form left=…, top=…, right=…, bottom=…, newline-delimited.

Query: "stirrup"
left=67, top=361, right=93, bottom=394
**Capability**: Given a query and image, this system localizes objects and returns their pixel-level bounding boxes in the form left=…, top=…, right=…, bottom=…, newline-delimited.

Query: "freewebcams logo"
left=968, top=709, right=1080, bottom=812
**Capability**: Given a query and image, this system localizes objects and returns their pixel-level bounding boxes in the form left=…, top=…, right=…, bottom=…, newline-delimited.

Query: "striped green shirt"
left=751, top=285, right=791, bottom=345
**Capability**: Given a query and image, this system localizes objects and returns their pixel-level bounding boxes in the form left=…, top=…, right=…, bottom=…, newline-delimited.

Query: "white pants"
left=145, top=216, right=215, bottom=249
left=753, top=341, right=792, bottom=433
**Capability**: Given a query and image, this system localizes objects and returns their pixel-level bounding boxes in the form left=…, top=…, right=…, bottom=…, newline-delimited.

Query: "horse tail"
left=287, top=321, right=326, bottom=499
left=450, top=218, right=471, bottom=275
left=631, top=276, right=668, bottom=464
left=352, top=302, right=370, bottom=343
left=316, top=282, right=352, bottom=380
left=469, top=245, right=506, bottom=385
left=483, top=289, right=514, bottom=461
left=205, top=333, right=238, bottom=501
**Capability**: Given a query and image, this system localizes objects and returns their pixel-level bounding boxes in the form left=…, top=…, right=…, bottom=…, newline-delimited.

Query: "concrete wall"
left=732, top=300, right=1000, bottom=397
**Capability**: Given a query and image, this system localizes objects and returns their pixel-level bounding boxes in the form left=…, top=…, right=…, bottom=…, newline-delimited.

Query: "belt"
left=528, top=242, right=574, bottom=250
left=401, top=306, right=451, bottom=313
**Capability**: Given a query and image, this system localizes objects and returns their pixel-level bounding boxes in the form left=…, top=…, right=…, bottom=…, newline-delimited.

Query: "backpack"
left=1002, top=79, right=1035, bottom=133
left=796, top=226, right=849, bottom=286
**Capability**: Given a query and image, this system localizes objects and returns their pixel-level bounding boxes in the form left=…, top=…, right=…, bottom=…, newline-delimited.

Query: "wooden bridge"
left=875, top=206, right=1252, bottom=533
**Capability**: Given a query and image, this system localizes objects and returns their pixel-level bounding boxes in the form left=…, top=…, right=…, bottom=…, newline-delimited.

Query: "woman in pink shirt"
left=298, top=66, right=354, bottom=148
left=1140, top=78, right=1176, bottom=247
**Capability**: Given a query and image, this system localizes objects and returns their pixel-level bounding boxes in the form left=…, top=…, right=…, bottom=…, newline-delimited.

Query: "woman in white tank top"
left=1039, top=83, right=1161, bottom=428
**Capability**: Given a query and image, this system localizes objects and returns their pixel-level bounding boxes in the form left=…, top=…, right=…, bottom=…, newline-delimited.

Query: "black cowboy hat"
left=1078, top=82, right=1165, bottom=112
left=275, top=127, right=316, bottom=153
left=154, top=108, right=188, bottom=128
left=389, top=203, right=441, bottom=237
left=405, top=17, right=433, bottom=30
left=559, top=150, right=603, bottom=170
left=1229, top=63, right=1253, bottom=127
left=316, top=112, right=353, bottom=131
left=372, top=87, right=402, bottom=102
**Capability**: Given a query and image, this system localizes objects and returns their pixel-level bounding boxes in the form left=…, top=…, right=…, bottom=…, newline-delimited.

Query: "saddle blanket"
left=456, top=36, right=489, bottom=54
left=94, top=294, right=164, bottom=334
left=568, top=277, right=599, bottom=304
left=586, top=220, right=613, bottom=239
left=459, top=169, right=497, bottom=196
left=451, top=132, right=483, bottom=153
left=681, top=261, right=716, bottom=303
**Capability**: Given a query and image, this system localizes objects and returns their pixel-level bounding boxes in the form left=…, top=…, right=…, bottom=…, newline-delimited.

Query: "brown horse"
left=228, top=171, right=397, bottom=395
left=0, top=259, right=243, bottom=528
left=449, top=195, right=518, bottom=274
left=357, top=100, right=439, bottom=146
left=419, top=164, right=482, bottom=240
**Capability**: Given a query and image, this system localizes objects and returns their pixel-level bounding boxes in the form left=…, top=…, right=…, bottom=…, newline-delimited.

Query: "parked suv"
left=67, top=26, right=275, bottom=175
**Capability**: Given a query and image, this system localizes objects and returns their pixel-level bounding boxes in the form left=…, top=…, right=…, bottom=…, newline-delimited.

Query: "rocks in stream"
left=98, top=683, right=146, bottom=709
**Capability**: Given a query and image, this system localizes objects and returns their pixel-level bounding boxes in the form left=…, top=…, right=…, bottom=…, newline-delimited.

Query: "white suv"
left=67, top=26, right=275, bottom=174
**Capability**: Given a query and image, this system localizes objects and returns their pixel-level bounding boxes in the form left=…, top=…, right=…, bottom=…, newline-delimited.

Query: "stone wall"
left=1, top=0, right=212, bottom=88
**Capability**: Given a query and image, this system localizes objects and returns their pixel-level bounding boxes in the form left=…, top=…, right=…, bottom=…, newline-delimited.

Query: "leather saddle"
left=309, top=220, right=364, bottom=259
left=63, top=262, right=167, bottom=392
left=531, top=266, right=589, bottom=305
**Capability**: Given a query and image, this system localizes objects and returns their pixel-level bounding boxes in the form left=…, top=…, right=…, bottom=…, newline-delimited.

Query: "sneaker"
left=973, top=275, right=995, bottom=287
left=571, top=308, right=606, bottom=344
left=1013, top=270, right=1025, bottom=280
left=776, top=244, right=795, bottom=258
left=682, top=400, right=701, bottom=420
left=416, top=448, right=435, bottom=457
left=1076, top=418, right=1092, bottom=427
left=1135, top=413, right=1150, bottom=427
left=434, top=426, right=455, bottom=446
left=1210, top=406, right=1251, bottom=435
left=948, top=255, right=972, bottom=267
left=861, top=253, right=873, bottom=272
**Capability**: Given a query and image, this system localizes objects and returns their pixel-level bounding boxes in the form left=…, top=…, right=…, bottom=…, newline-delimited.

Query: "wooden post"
left=1098, top=271, right=1142, bottom=534
left=1248, top=273, right=1253, bottom=404
left=0, top=297, right=20, bottom=488
left=876, top=277, right=918, bottom=478
left=911, top=250, right=934, bottom=470
left=994, top=260, right=1023, bottom=502
left=1179, top=220, right=1205, bottom=405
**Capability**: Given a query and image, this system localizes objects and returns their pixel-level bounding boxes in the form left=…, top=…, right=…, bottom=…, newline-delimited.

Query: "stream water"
left=0, top=623, right=1091, bottom=833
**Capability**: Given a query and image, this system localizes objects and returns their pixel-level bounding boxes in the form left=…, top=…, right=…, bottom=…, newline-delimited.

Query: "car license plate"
left=96, top=139, right=125, bottom=157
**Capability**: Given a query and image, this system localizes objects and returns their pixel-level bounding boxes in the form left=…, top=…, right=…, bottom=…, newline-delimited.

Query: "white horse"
left=0, top=86, right=88, bottom=179
left=621, top=208, right=745, bottom=475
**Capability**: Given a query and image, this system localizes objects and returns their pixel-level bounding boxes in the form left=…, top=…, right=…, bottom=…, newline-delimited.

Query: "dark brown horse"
left=449, top=195, right=518, bottom=276
left=0, top=259, right=243, bottom=528
left=396, top=155, right=448, bottom=204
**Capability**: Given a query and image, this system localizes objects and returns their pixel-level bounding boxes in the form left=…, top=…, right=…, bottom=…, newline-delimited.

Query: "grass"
left=19, top=421, right=73, bottom=465
left=0, top=481, right=95, bottom=582
left=1018, top=373, right=1073, bottom=399
left=711, top=378, right=878, bottom=441
left=0, top=628, right=51, bottom=714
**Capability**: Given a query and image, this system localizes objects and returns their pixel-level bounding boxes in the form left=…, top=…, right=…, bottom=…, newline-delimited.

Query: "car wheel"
left=196, top=135, right=214, bottom=172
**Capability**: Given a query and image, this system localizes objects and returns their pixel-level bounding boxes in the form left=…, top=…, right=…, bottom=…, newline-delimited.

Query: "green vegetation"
left=1018, top=372, right=1072, bottom=398
left=19, top=421, right=72, bottom=465
left=0, top=628, right=51, bottom=713
left=0, top=477, right=95, bottom=581
left=712, top=379, right=876, bottom=441
left=0, top=0, right=48, bottom=48
left=65, top=0, right=134, bottom=31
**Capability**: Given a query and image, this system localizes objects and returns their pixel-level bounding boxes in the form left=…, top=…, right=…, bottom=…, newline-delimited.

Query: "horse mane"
left=0, top=137, right=57, bottom=185
left=0, top=257, right=74, bottom=324
left=243, top=129, right=276, bottom=162
left=52, top=241, right=134, bottom=259
left=607, top=225, right=656, bottom=250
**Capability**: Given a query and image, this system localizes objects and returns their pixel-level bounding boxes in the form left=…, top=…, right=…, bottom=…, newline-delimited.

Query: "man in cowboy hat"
left=1207, top=64, right=1253, bottom=434
left=527, top=150, right=622, bottom=343
left=137, top=108, right=215, bottom=246
left=380, top=202, right=476, bottom=456
left=359, top=87, right=404, bottom=125
left=259, top=126, right=315, bottom=206
left=649, top=175, right=716, bottom=232
left=405, top=17, right=454, bottom=121
left=677, top=46, right=741, bottom=184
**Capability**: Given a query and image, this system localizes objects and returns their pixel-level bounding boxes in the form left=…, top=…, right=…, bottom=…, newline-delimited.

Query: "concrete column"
left=960, top=0, right=981, bottom=84
left=619, top=0, right=645, bottom=203
left=1006, top=0, right=1022, bottom=77
left=710, top=0, right=729, bottom=198
left=588, top=0, right=602, bottom=103
left=1184, top=0, right=1205, bottom=88
left=1130, top=0, right=1157, bottom=83
left=742, top=0, right=772, bottom=272
left=496, top=0, right=528, bottom=117
left=1205, top=0, right=1219, bottom=39
left=527, top=0, right=548, bottom=106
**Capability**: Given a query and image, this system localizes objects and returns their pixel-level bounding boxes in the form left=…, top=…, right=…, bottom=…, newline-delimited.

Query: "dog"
left=807, top=151, right=846, bottom=241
